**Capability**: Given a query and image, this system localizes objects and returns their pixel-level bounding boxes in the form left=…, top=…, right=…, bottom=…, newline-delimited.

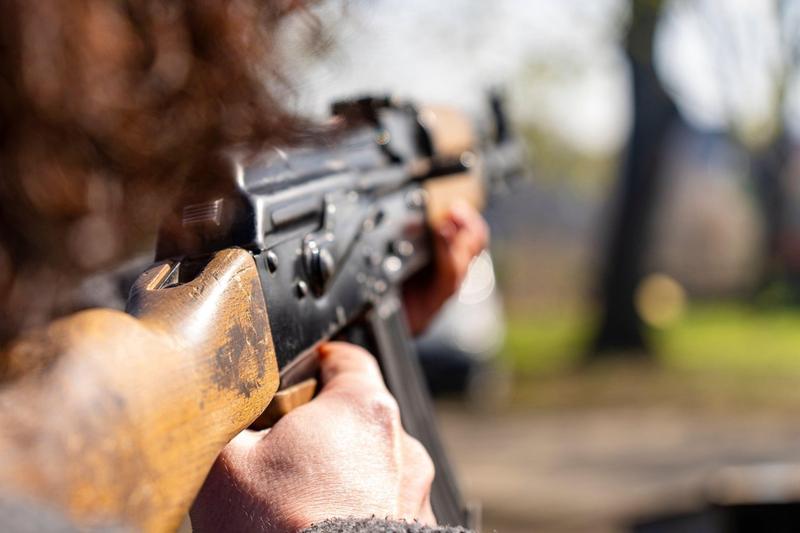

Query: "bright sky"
left=286, top=0, right=799, bottom=155
left=656, top=0, right=789, bottom=143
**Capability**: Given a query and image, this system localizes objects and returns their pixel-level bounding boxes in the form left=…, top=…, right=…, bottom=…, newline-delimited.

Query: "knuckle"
left=406, top=435, right=435, bottom=484
left=373, top=391, right=401, bottom=418
left=366, top=391, right=402, bottom=430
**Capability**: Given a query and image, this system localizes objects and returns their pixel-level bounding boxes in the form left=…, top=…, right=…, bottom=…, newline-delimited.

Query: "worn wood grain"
left=250, top=378, right=318, bottom=430
left=0, top=248, right=278, bottom=532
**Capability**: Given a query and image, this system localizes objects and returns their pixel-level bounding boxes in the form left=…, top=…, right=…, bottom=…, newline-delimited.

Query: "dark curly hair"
left=0, top=0, right=317, bottom=343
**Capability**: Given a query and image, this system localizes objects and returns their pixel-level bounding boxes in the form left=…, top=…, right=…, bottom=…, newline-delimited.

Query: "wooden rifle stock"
left=0, top=96, right=522, bottom=531
left=0, top=248, right=278, bottom=531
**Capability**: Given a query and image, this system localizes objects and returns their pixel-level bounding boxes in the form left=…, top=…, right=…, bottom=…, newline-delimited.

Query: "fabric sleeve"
left=300, top=516, right=473, bottom=533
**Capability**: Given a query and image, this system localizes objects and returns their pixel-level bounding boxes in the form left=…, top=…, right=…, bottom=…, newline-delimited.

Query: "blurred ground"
left=437, top=365, right=800, bottom=533
left=436, top=303, right=800, bottom=533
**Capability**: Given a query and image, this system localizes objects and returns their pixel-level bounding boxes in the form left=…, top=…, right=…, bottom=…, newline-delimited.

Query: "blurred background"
left=282, top=1, right=800, bottom=531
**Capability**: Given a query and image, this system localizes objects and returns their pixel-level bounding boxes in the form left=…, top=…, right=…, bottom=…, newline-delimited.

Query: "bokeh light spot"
left=635, top=273, right=687, bottom=328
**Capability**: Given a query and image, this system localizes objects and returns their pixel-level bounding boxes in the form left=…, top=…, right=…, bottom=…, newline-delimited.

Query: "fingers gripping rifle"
left=0, top=96, right=524, bottom=531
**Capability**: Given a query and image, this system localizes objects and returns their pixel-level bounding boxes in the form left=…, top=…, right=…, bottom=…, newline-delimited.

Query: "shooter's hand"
left=190, top=342, right=437, bottom=532
left=403, top=202, right=489, bottom=335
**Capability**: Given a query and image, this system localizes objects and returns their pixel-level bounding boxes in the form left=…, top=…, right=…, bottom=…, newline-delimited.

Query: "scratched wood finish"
left=0, top=248, right=278, bottom=532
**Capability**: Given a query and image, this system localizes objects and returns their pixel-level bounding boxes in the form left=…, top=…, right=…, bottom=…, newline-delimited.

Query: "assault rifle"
left=0, top=95, right=524, bottom=531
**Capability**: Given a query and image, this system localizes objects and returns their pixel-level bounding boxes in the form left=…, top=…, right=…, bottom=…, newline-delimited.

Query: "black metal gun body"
left=157, top=97, right=521, bottom=376
left=155, top=96, right=525, bottom=526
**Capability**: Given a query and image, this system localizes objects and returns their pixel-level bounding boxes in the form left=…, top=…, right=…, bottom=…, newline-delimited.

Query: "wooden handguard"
left=418, top=105, right=486, bottom=224
left=250, top=378, right=318, bottom=430
left=0, top=248, right=279, bottom=532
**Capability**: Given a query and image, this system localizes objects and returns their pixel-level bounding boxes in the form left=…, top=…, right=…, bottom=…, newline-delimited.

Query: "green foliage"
left=500, top=304, right=800, bottom=410
left=503, top=303, right=800, bottom=377
left=502, top=313, right=590, bottom=375
left=658, top=304, right=800, bottom=376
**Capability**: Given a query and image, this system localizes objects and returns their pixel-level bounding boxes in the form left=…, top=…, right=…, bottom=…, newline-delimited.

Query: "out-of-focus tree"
left=590, top=0, right=800, bottom=359
left=590, top=0, right=678, bottom=358
left=655, top=0, right=800, bottom=297
left=751, top=0, right=797, bottom=295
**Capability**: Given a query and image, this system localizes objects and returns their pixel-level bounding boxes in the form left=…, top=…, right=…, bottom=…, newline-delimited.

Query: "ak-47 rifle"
left=0, top=95, right=525, bottom=531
